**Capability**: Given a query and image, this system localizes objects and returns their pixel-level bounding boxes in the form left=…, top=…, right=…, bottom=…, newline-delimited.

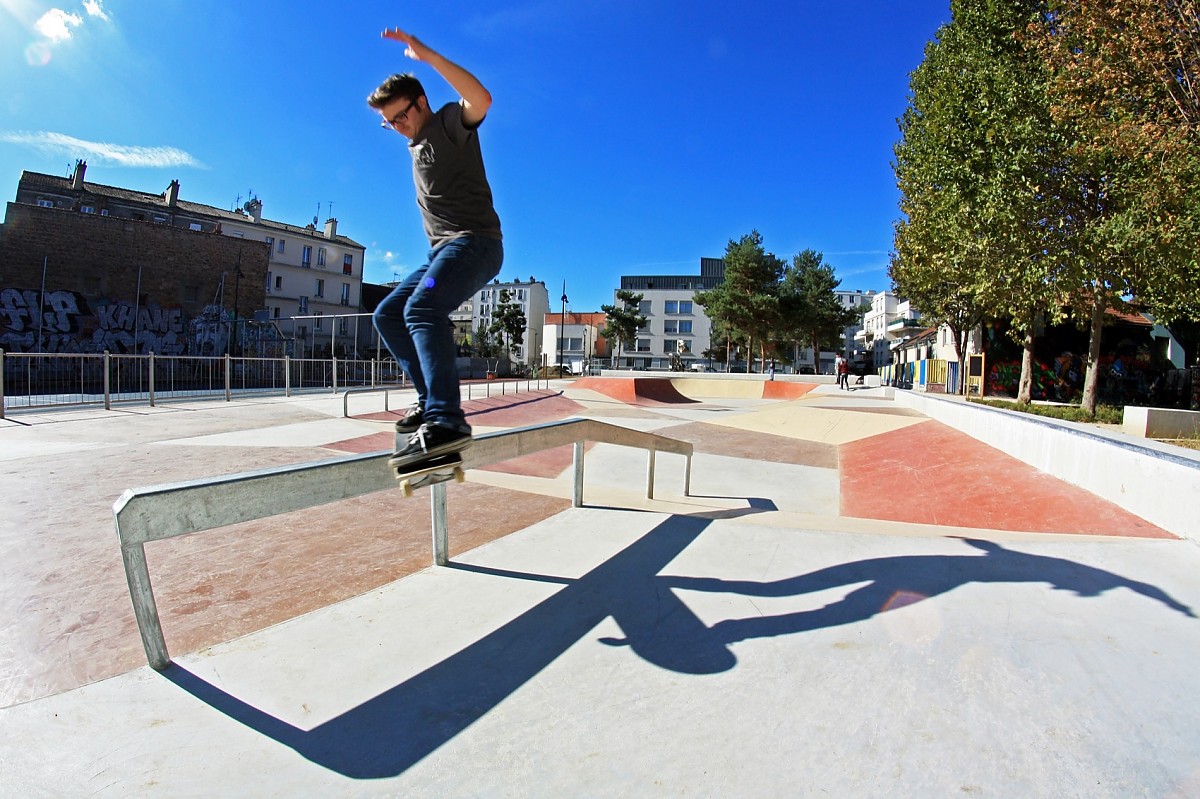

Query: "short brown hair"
left=367, top=73, right=425, bottom=109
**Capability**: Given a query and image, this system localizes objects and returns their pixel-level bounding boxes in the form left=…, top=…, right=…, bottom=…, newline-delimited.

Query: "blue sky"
left=1, top=0, right=950, bottom=313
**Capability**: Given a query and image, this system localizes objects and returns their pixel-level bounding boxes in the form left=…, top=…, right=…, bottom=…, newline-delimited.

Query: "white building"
left=472, top=278, right=550, bottom=370
left=856, top=291, right=923, bottom=369
left=229, top=199, right=366, bottom=357
left=614, top=258, right=724, bottom=370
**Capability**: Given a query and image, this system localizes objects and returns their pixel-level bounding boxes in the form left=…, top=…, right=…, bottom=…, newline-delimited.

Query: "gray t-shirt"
left=408, top=101, right=502, bottom=248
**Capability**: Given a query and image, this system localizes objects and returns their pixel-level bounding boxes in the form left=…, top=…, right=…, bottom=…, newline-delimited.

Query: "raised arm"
left=382, top=28, right=492, bottom=126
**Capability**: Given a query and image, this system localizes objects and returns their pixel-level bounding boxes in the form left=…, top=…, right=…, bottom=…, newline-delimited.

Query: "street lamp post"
left=559, top=281, right=567, bottom=378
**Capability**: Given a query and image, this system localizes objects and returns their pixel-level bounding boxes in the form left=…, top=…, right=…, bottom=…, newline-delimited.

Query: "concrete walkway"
left=2, top=380, right=1199, bottom=796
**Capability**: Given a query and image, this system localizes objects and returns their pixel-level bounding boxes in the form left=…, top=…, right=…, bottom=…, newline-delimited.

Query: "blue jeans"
left=373, top=236, right=503, bottom=433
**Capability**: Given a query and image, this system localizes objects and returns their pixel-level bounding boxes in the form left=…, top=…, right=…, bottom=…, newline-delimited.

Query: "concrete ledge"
left=893, top=391, right=1200, bottom=543
left=1123, top=406, right=1200, bottom=439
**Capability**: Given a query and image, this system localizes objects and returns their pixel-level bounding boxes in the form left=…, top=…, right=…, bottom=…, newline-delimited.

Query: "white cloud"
left=0, top=131, right=204, bottom=169
left=34, top=8, right=83, bottom=43
left=82, top=0, right=109, bottom=21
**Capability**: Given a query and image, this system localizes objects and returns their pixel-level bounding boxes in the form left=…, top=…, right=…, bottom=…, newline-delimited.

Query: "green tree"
left=601, top=289, right=647, bottom=365
left=779, top=249, right=859, bottom=368
left=893, top=0, right=1064, bottom=403
left=488, top=289, right=527, bottom=366
left=695, top=231, right=785, bottom=371
left=1027, top=0, right=1200, bottom=413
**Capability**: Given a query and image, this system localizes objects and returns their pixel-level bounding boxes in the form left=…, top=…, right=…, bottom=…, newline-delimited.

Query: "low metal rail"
left=113, top=418, right=693, bottom=670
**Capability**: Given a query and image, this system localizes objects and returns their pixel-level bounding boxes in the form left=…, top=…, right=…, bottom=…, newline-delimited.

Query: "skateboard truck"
left=390, top=453, right=465, bottom=497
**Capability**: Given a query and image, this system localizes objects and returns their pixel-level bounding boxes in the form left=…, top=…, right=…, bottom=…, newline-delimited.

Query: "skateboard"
left=391, top=453, right=465, bottom=497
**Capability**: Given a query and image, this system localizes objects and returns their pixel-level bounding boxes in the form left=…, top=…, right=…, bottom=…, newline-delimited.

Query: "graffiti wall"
left=0, top=286, right=280, bottom=356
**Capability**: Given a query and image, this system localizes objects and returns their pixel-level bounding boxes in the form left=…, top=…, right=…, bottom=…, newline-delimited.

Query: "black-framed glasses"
left=380, top=99, right=418, bottom=129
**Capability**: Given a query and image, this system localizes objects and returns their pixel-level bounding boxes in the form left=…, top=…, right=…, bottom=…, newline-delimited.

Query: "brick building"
left=1, top=201, right=268, bottom=355
left=2, top=161, right=365, bottom=356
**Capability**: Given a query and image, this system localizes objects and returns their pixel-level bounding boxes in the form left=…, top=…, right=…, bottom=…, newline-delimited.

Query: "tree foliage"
left=1027, top=0, right=1200, bottom=411
left=896, top=0, right=1200, bottom=411
left=695, top=231, right=785, bottom=370
left=779, top=249, right=859, bottom=362
left=894, top=0, right=1073, bottom=403
left=600, top=289, right=647, bottom=364
left=488, top=289, right=527, bottom=364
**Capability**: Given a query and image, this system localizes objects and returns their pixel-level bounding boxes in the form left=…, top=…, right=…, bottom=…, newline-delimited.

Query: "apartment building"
left=615, top=257, right=724, bottom=370
left=473, top=278, right=551, bottom=369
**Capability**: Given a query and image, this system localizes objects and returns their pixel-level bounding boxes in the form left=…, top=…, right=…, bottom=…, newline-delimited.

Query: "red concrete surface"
left=573, top=376, right=698, bottom=405
left=839, top=419, right=1175, bottom=538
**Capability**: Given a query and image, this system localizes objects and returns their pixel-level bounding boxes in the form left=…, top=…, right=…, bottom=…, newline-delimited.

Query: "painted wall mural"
left=0, top=286, right=281, bottom=356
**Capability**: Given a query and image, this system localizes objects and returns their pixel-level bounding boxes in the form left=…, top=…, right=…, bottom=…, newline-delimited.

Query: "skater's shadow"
left=164, top=521, right=1194, bottom=780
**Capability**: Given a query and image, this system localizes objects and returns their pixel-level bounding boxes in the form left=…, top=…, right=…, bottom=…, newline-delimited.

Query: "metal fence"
left=0, top=350, right=405, bottom=418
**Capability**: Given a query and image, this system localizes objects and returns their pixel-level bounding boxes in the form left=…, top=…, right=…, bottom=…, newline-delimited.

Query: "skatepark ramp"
left=112, top=418, right=693, bottom=671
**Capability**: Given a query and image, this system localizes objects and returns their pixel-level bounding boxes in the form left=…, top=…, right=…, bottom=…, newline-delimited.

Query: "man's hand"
left=380, top=27, right=493, bottom=126
left=381, top=27, right=431, bottom=62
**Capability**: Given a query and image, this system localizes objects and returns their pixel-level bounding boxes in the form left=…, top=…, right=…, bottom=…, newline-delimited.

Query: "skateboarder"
left=368, top=27, right=503, bottom=470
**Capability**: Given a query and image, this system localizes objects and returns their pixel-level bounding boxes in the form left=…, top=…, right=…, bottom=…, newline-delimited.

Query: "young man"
left=368, top=28, right=503, bottom=469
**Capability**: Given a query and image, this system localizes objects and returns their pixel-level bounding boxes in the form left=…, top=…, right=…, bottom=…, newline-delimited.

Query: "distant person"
left=368, top=27, right=503, bottom=470
left=836, top=354, right=849, bottom=390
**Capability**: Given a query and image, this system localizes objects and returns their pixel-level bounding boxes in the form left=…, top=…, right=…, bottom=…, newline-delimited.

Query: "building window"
left=302, top=245, right=312, bottom=267
left=679, top=320, right=693, bottom=334
left=636, top=338, right=651, bottom=352
left=277, top=239, right=286, bottom=254
left=265, top=236, right=274, bottom=255
left=639, top=301, right=652, bottom=315
left=189, top=222, right=202, bottom=231
left=81, top=205, right=95, bottom=214
left=342, top=254, right=353, bottom=275
left=315, top=279, right=325, bottom=298
left=664, top=340, right=679, bottom=353
left=317, top=247, right=326, bottom=267
left=339, top=318, right=348, bottom=336
left=273, top=307, right=280, bottom=319
left=37, top=199, right=54, bottom=208
left=314, top=312, right=323, bottom=331
left=678, top=300, right=692, bottom=314
left=266, top=271, right=272, bottom=292
left=298, top=296, right=309, bottom=314
left=340, top=283, right=350, bottom=306
left=152, top=214, right=167, bottom=223
left=274, top=275, right=283, bottom=290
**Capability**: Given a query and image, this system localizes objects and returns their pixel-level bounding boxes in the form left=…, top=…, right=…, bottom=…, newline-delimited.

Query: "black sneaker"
left=394, top=403, right=424, bottom=434
left=388, top=423, right=472, bottom=469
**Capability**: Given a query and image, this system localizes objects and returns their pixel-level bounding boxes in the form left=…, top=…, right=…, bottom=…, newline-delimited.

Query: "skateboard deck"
left=391, top=453, right=465, bottom=497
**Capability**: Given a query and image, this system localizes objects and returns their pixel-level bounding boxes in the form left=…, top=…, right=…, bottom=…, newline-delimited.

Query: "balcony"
left=885, top=318, right=924, bottom=340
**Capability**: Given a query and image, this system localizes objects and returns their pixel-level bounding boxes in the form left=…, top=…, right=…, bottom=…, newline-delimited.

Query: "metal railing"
left=341, top=376, right=548, bottom=418
left=112, top=418, right=694, bottom=670
left=0, top=350, right=403, bottom=418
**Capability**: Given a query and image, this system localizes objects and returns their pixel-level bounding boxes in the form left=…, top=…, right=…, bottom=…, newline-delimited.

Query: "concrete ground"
left=1, top=379, right=1198, bottom=797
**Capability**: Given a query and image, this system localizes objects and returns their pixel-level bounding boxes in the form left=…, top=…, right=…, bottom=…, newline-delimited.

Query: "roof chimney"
left=246, top=198, right=262, bottom=224
left=323, top=217, right=338, bottom=239
left=71, top=160, right=87, bottom=190
left=165, top=180, right=180, bottom=207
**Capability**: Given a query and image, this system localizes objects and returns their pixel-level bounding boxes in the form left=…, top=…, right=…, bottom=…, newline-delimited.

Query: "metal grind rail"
left=112, top=418, right=694, bottom=670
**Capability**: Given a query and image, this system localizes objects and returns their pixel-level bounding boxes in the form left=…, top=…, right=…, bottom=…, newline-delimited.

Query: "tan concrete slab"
left=708, top=398, right=930, bottom=444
